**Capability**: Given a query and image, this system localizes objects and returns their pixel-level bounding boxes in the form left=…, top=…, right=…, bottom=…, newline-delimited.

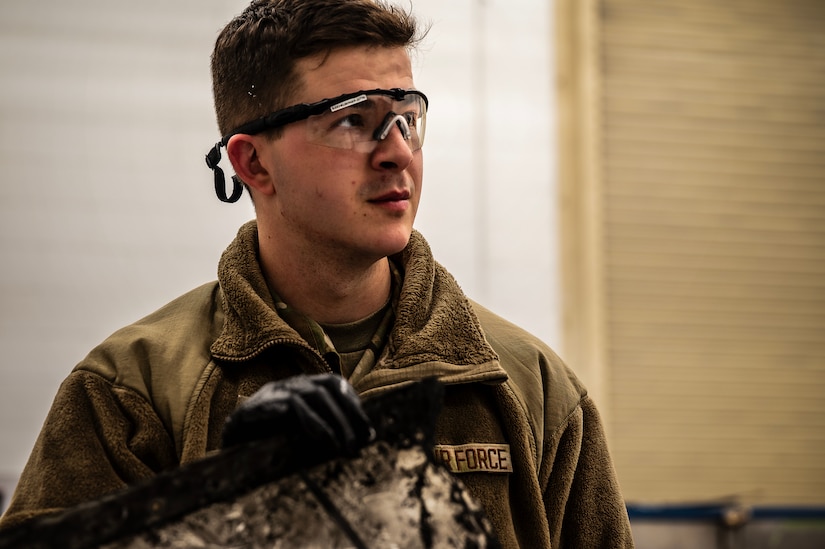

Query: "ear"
left=226, top=134, right=276, bottom=196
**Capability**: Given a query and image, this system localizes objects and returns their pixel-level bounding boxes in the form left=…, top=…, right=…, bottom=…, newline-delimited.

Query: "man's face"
left=256, top=46, right=423, bottom=264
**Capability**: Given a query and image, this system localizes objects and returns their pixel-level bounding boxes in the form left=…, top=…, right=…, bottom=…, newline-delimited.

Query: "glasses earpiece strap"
left=205, top=143, right=244, bottom=203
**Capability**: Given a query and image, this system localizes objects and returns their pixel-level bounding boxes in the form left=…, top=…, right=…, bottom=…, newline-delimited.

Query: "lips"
left=370, top=189, right=410, bottom=203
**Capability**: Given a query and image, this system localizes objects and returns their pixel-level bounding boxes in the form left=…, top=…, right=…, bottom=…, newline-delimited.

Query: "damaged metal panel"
left=0, top=380, right=500, bottom=548
left=104, top=440, right=494, bottom=548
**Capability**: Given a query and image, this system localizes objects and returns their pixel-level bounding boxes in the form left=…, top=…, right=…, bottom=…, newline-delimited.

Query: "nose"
left=370, top=114, right=415, bottom=171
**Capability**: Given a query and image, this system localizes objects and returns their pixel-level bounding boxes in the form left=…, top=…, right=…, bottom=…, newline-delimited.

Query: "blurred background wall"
left=0, top=0, right=558, bottom=508
left=558, top=0, right=825, bottom=509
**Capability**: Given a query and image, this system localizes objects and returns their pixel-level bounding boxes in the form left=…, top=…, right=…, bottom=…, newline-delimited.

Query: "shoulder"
left=73, top=282, right=224, bottom=427
left=469, top=300, right=587, bottom=431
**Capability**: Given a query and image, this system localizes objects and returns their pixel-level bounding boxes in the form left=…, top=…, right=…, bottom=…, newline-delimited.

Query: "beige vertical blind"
left=600, top=0, right=825, bottom=504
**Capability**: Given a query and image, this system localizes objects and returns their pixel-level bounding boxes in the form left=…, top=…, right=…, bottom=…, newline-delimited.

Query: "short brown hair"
left=211, top=0, right=422, bottom=137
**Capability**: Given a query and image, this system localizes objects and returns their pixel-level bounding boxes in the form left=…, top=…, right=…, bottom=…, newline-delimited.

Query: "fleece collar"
left=210, top=221, right=507, bottom=395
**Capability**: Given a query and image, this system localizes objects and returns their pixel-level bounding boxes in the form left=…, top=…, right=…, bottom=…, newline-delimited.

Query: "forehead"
left=294, top=46, right=414, bottom=104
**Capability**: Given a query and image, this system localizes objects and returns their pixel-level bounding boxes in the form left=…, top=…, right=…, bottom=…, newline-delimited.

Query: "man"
left=0, top=1, right=634, bottom=547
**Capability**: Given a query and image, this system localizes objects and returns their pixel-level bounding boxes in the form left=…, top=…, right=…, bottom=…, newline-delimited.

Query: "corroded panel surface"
left=104, top=442, right=496, bottom=548
left=0, top=380, right=500, bottom=548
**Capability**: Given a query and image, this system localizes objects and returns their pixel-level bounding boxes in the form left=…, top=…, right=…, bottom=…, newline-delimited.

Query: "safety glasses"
left=205, top=88, right=428, bottom=202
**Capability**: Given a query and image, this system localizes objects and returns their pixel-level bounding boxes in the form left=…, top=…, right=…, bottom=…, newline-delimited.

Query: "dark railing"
left=627, top=503, right=825, bottom=549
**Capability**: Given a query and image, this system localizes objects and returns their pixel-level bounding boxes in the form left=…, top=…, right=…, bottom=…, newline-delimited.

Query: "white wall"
left=0, top=0, right=557, bottom=503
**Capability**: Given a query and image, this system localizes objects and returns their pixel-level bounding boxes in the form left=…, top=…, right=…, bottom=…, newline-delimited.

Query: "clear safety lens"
left=305, top=93, right=427, bottom=152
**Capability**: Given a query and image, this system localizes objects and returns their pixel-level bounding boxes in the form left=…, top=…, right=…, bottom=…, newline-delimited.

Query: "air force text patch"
left=434, top=443, right=513, bottom=474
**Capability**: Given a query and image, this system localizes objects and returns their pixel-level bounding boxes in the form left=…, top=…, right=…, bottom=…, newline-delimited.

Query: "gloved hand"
left=221, top=374, right=375, bottom=461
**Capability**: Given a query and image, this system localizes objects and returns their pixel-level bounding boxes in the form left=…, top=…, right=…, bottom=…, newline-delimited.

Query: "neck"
left=259, top=238, right=393, bottom=325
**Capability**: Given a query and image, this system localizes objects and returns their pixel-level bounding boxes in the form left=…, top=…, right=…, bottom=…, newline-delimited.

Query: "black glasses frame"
left=205, top=88, right=429, bottom=203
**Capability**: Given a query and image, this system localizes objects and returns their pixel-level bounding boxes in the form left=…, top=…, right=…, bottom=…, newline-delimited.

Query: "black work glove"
left=221, top=374, right=375, bottom=461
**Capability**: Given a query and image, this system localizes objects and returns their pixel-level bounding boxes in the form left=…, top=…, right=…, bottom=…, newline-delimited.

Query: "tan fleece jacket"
left=0, top=222, right=633, bottom=548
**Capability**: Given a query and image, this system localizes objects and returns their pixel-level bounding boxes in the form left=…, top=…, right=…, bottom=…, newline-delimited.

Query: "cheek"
left=411, top=157, right=424, bottom=193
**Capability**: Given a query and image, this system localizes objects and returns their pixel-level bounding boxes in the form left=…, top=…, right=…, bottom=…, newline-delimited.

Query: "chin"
left=373, top=227, right=413, bottom=258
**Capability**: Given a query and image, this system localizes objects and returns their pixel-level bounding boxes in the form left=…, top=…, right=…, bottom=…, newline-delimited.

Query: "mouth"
left=369, top=189, right=411, bottom=203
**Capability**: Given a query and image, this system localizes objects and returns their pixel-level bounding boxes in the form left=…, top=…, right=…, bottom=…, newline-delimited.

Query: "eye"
left=333, top=113, right=366, bottom=129
left=403, top=111, right=418, bottom=128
